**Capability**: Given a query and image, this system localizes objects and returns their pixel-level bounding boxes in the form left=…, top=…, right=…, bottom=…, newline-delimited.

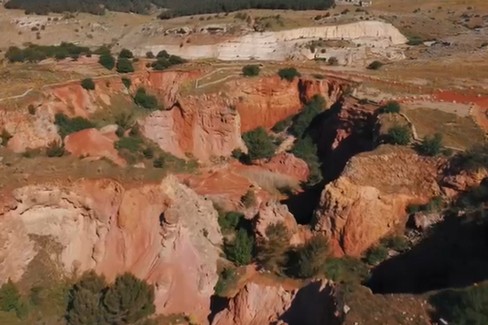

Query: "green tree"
left=118, top=48, right=134, bottom=59
left=67, top=272, right=107, bottom=325
left=242, top=65, right=260, bottom=76
left=289, top=234, right=329, bottom=278
left=81, top=78, right=95, bottom=91
left=387, top=125, right=412, bottom=145
left=226, top=228, right=254, bottom=266
left=116, top=58, right=135, bottom=73
left=98, top=53, right=115, bottom=70
left=102, top=273, right=155, bottom=325
left=242, top=127, right=276, bottom=161
left=418, top=133, right=443, bottom=156
left=364, top=244, right=388, bottom=265
left=218, top=211, right=243, bottom=234
left=278, top=67, right=301, bottom=81
left=257, top=222, right=290, bottom=274
left=145, top=51, right=155, bottom=59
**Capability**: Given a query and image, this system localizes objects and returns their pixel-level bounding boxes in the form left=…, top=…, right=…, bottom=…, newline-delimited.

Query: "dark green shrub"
left=151, top=58, right=171, bottom=71
left=417, top=133, right=443, bottom=156
left=0, top=280, right=23, bottom=315
left=145, top=51, right=155, bottom=58
left=367, top=60, right=384, bottom=70
left=364, top=244, right=388, bottom=265
left=226, top=228, right=254, bottom=265
left=168, top=55, right=186, bottom=65
left=116, top=58, right=134, bottom=73
left=218, top=211, right=243, bottom=234
left=156, top=50, right=170, bottom=59
left=46, top=140, right=65, bottom=157
left=121, top=77, right=132, bottom=89
left=134, top=88, right=158, bottom=110
left=242, top=127, right=276, bottom=161
left=381, top=236, right=409, bottom=253
left=54, top=113, right=95, bottom=138
left=242, top=64, right=260, bottom=76
left=278, top=67, right=301, bottom=81
left=67, top=271, right=155, bottom=325
left=118, top=48, right=133, bottom=59
left=327, top=56, right=339, bottom=66
left=81, top=78, right=95, bottom=90
left=378, top=101, right=401, bottom=114
left=387, top=125, right=412, bottom=145
left=98, top=53, right=115, bottom=70
left=288, top=234, right=329, bottom=278
left=5, top=43, right=90, bottom=63
left=324, top=257, right=369, bottom=284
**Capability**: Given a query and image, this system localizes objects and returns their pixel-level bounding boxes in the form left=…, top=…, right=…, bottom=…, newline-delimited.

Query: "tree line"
left=4, top=0, right=334, bottom=17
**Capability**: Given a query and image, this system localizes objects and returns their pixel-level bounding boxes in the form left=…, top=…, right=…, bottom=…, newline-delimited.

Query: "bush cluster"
left=54, top=113, right=94, bottom=138
left=5, top=43, right=90, bottom=63
left=81, top=78, right=95, bottom=90
left=386, top=125, right=412, bottom=145
left=378, top=101, right=401, bottom=114
left=4, top=0, right=334, bottom=16
left=150, top=51, right=186, bottom=71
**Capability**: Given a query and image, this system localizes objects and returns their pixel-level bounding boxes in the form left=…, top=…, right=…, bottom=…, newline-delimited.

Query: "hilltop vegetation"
left=4, top=0, right=334, bottom=16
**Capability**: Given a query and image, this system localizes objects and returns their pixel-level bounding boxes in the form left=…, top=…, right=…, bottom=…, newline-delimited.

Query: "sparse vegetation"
left=242, top=65, right=260, bottom=77
left=241, top=189, right=257, bottom=208
left=386, top=125, right=412, bottom=145
left=272, top=117, right=293, bottom=133
left=218, top=211, right=243, bottom=234
left=242, top=127, right=276, bottom=161
left=292, top=136, right=322, bottom=184
left=290, top=95, right=325, bottom=138
left=456, top=143, right=488, bottom=172
left=407, top=36, right=424, bottom=46
left=150, top=54, right=186, bottom=71
left=278, top=67, right=301, bottom=81
left=81, top=78, right=95, bottom=91
left=54, top=113, right=95, bottom=138
left=364, top=244, right=388, bottom=265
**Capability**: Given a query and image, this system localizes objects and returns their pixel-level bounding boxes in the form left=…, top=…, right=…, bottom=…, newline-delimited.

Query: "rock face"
left=255, top=201, right=311, bottom=246
left=135, top=21, right=407, bottom=61
left=64, top=128, right=126, bottom=166
left=211, top=280, right=340, bottom=325
left=313, top=146, right=441, bottom=256
left=0, top=176, right=222, bottom=324
left=256, top=153, right=310, bottom=184
left=141, top=95, right=246, bottom=161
